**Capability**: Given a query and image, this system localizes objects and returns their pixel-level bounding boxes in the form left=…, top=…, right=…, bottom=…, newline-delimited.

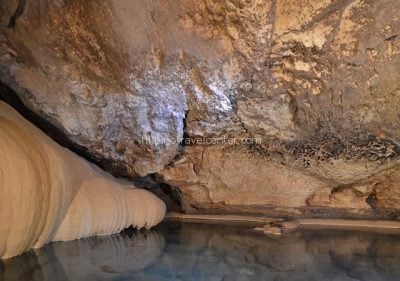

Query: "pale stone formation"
left=0, top=101, right=166, bottom=259
left=1, top=0, right=400, bottom=218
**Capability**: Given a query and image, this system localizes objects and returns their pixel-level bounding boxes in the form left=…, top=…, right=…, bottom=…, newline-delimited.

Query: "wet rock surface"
left=1, top=0, right=400, bottom=218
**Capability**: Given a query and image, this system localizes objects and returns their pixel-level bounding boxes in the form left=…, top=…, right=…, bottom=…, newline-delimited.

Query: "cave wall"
left=1, top=0, right=400, bottom=218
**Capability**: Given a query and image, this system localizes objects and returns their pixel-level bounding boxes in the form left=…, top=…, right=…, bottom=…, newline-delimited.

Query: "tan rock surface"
left=0, top=101, right=165, bottom=259
left=1, top=0, right=400, bottom=219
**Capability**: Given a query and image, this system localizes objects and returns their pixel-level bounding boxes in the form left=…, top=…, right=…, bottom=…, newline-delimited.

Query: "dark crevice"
left=165, top=111, right=190, bottom=167
left=161, top=183, right=182, bottom=209
left=181, top=110, right=192, bottom=147
left=189, top=204, right=206, bottom=212
left=133, top=174, right=182, bottom=212
left=366, top=190, right=378, bottom=210
left=7, top=0, right=26, bottom=28
left=384, top=34, right=398, bottom=41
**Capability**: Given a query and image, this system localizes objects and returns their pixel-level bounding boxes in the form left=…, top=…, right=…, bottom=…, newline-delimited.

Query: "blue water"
left=1, top=221, right=400, bottom=281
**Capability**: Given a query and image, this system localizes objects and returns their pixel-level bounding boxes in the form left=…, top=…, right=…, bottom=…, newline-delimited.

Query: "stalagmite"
left=0, top=101, right=166, bottom=259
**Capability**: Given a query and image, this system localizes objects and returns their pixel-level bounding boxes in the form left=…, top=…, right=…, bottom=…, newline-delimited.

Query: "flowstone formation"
left=0, top=102, right=165, bottom=259
left=1, top=0, right=400, bottom=218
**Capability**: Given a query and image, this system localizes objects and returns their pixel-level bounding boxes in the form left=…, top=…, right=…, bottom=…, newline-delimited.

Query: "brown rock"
left=281, top=221, right=300, bottom=231
left=1, top=0, right=400, bottom=219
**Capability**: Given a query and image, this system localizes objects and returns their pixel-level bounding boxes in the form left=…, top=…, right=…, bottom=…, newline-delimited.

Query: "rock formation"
left=1, top=0, right=400, bottom=218
left=0, top=101, right=166, bottom=259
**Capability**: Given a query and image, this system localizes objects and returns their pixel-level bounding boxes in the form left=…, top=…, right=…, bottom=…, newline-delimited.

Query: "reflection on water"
left=0, top=231, right=165, bottom=281
left=1, top=222, right=400, bottom=281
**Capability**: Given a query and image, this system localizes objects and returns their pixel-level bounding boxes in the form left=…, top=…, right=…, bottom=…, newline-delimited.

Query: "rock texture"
left=0, top=101, right=165, bottom=259
left=1, top=0, right=400, bottom=218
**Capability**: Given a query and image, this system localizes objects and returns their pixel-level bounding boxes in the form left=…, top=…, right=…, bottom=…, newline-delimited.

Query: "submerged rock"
left=254, top=220, right=299, bottom=235
left=281, top=221, right=300, bottom=231
left=254, top=225, right=282, bottom=236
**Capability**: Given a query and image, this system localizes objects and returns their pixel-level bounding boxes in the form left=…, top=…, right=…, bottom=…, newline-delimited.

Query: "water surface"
left=1, top=221, right=400, bottom=281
